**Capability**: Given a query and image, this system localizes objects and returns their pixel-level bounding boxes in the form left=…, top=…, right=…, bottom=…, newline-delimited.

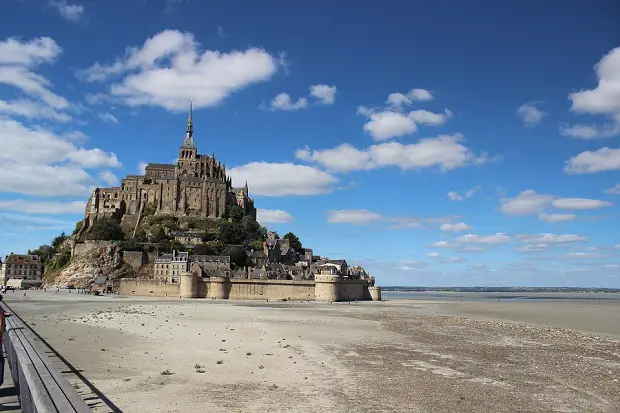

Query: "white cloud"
left=269, top=93, right=308, bottom=111
left=430, top=241, right=451, bottom=248
left=500, top=190, right=556, bottom=216
left=427, top=252, right=439, bottom=258
left=440, top=222, right=473, bottom=232
left=49, top=1, right=85, bottom=22
left=517, top=102, right=545, bottom=126
left=501, top=190, right=611, bottom=220
left=569, top=46, right=620, bottom=125
left=516, top=233, right=588, bottom=244
left=538, top=213, right=577, bottom=223
left=385, top=88, right=433, bottom=110
left=409, top=88, right=433, bottom=101
left=0, top=36, right=74, bottom=125
left=551, top=198, right=612, bottom=210
left=0, top=37, right=61, bottom=67
left=257, top=209, right=294, bottom=224
left=363, top=110, right=417, bottom=140
left=0, top=162, right=94, bottom=197
left=614, top=244, right=620, bottom=250
left=98, top=112, right=119, bottom=123
left=564, top=147, right=620, bottom=174
left=448, top=187, right=479, bottom=201
left=560, top=123, right=619, bottom=139
left=0, top=118, right=120, bottom=196
left=228, top=162, right=338, bottom=196
left=604, top=184, right=620, bottom=194
left=138, top=162, right=148, bottom=174
left=79, top=30, right=281, bottom=111
left=309, top=84, right=336, bottom=104
left=453, top=233, right=512, bottom=245
left=441, top=256, right=465, bottom=264
left=296, top=134, right=491, bottom=173
left=99, top=170, right=119, bottom=186
left=409, top=109, right=452, bottom=126
left=326, top=209, right=382, bottom=225
left=0, top=98, right=70, bottom=122
left=563, top=252, right=607, bottom=260
left=0, top=199, right=86, bottom=214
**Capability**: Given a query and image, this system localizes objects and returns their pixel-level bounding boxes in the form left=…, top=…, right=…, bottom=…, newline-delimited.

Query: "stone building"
left=154, top=250, right=189, bottom=283
left=79, top=102, right=256, bottom=237
left=171, top=231, right=205, bottom=246
left=0, top=254, right=43, bottom=288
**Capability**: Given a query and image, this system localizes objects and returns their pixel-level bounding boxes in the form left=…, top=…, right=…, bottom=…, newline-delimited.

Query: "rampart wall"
left=119, top=278, right=180, bottom=297
left=118, top=276, right=380, bottom=301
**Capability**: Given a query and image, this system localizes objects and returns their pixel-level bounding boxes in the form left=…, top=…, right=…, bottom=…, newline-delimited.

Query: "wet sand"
left=4, top=291, right=620, bottom=413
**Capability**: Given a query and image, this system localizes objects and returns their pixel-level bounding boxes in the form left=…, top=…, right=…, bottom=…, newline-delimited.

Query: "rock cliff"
left=44, top=244, right=135, bottom=288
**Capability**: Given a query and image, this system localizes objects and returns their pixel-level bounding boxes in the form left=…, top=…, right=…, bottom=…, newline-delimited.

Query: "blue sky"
left=1, top=0, right=619, bottom=287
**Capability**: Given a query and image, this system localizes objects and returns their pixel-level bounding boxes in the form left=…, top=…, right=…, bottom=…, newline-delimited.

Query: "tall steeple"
left=181, top=98, right=195, bottom=148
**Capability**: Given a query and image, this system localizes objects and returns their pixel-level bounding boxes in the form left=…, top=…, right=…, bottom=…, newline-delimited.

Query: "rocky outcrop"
left=44, top=244, right=135, bottom=288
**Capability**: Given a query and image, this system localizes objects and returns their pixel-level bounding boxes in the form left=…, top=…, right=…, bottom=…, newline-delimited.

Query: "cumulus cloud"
left=500, top=190, right=611, bottom=220
left=440, top=222, right=473, bottom=232
left=517, top=102, right=545, bottom=126
left=604, top=184, right=620, bottom=195
left=99, top=170, right=119, bottom=186
left=427, top=252, right=439, bottom=258
left=49, top=1, right=85, bottom=22
left=296, top=134, right=491, bottom=173
left=257, top=209, right=294, bottom=224
left=268, top=93, right=308, bottom=111
left=228, top=162, right=338, bottom=196
left=441, top=256, right=465, bottom=264
left=98, top=112, right=119, bottom=123
left=560, top=123, right=619, bottom=139
left=79, top=30, right=281, bottom=111
left=0, top=199, right=86, bottom=214
left=0, top=36, right=73, bottom=122
left=564, top=147, right=620, bottom=174
left=515, top=233, right=588, bottom=244
left=538, top=213, right=577, bottom=223
left=326, top=209, right=382, bottom=225
left=448, top=187, right=479, bottom=201
left=568, top=46, right=620, bottom=134
left=551, top=198, right=612, bottom=210
left=0, top=118, right=120, bottom=196
left=309, top=84, right=337, bottom=104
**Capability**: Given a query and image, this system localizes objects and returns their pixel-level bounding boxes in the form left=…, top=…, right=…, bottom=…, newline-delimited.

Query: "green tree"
left=224, top=246, right=247, bottom=268
left=51, top=232, right=68, bottom=249
left=86, top=218, right=125, bottom=241
left=249, top=240, right=264, bottom=252
left=283, top=232, right=302, bottom=251
left=219, top=221, right=245, bottom=244
left=227, top=204, right=245, bottom=222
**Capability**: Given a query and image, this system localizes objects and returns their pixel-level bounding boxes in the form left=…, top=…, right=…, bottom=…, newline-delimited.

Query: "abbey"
left=81, top=103, right=256, bottom=231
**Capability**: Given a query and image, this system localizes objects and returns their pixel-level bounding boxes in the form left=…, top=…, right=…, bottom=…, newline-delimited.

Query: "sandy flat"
left=4, top=291, right=620, bottom=413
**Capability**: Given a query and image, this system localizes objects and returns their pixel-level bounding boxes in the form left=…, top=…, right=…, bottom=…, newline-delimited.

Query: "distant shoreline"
left=381, top=287, right=620, bottom=293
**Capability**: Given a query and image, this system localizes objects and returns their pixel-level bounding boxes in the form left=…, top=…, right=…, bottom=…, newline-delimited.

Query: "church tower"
left=179, top=99, right=197, bottom=161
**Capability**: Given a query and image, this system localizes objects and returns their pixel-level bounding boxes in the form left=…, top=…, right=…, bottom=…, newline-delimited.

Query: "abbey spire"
left=181, top=98, right=195, bottom=148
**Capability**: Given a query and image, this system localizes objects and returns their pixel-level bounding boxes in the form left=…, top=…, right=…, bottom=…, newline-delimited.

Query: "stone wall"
left=118, top=278, right=180, bottom=297
left=122, top=251, right=147, bottom=270
left=73, top=240, right=114, bottom=257
left=116, top=277, right=379, bottom=301
left=228, top=279, right=315, bottom=301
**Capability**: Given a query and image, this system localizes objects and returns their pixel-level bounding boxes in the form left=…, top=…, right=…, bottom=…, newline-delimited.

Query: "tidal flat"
left=5, top=291, right=620, bottom=413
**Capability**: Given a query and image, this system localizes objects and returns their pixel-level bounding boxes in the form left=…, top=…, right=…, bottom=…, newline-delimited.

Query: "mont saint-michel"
left=18, top=104, right=380, bottom=303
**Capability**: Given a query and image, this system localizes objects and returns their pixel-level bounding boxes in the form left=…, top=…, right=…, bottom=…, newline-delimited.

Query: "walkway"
left=0, top=349, right=21, bottom=413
